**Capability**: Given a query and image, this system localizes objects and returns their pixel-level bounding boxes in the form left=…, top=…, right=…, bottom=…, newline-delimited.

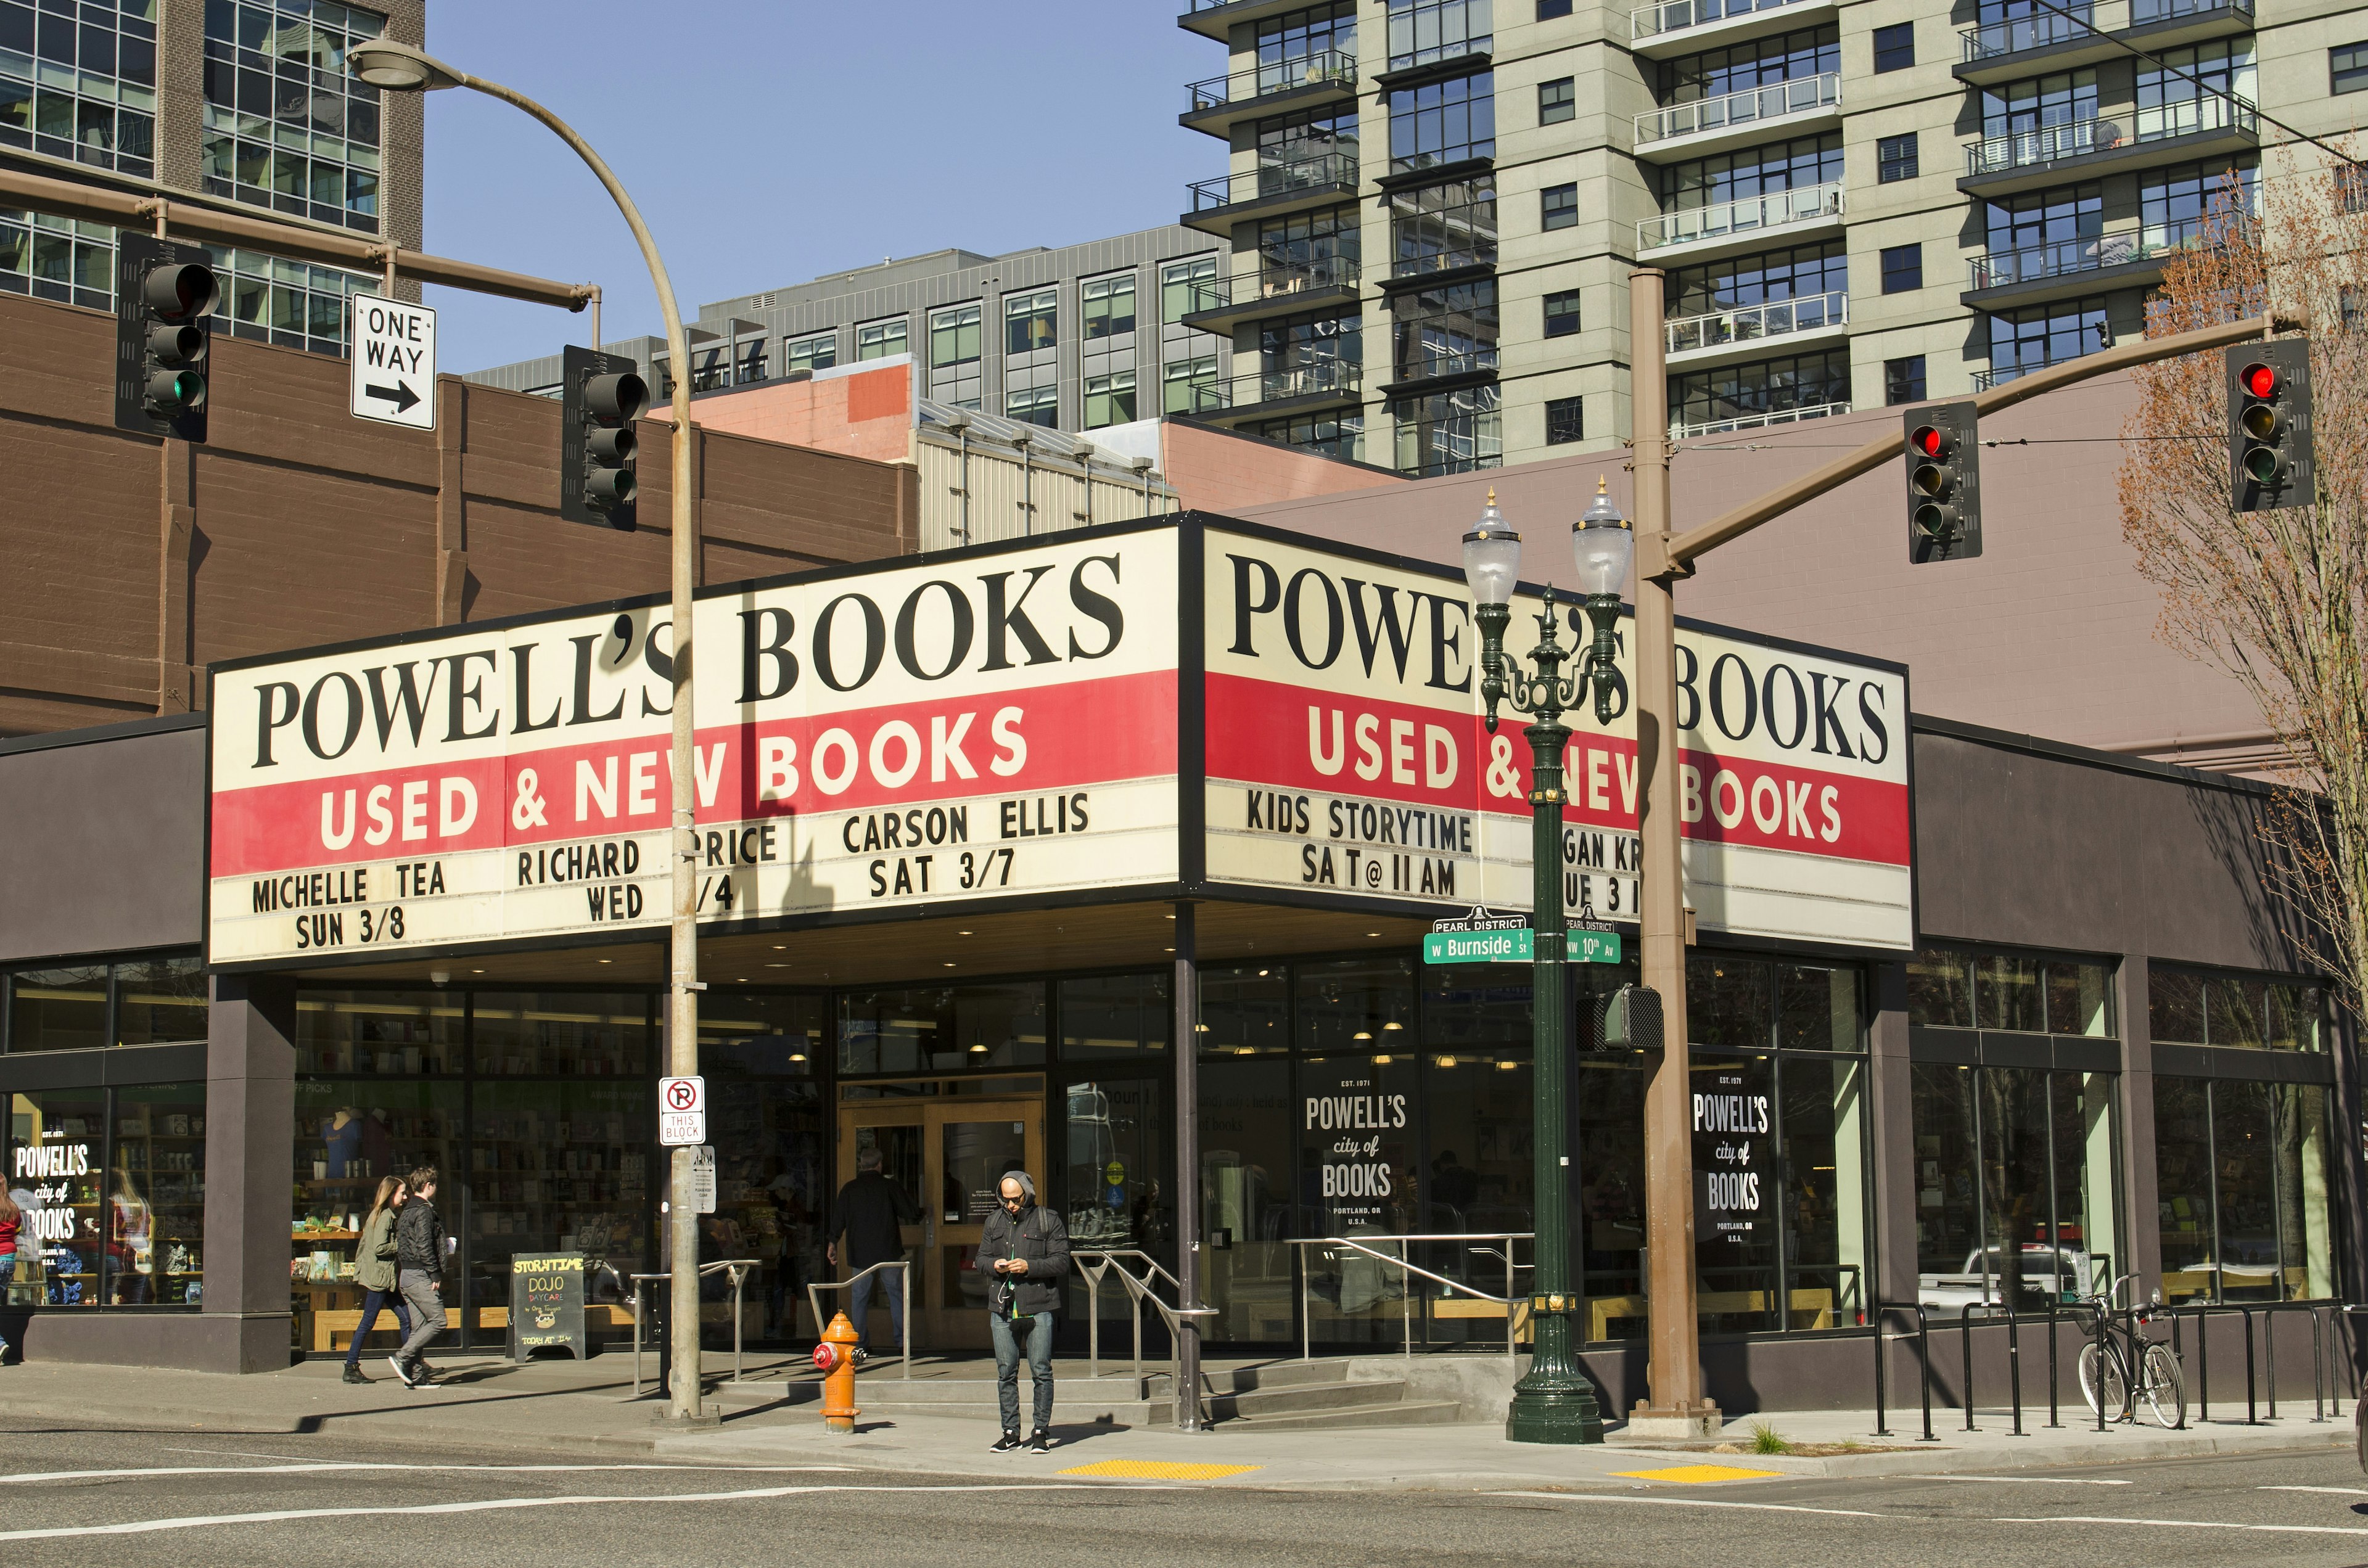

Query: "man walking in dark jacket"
left=390, top=1166, right=450, bottom=1389
left=976, top=1170, right=1069, bottom=1453
left=828, top=1147, right=918, bottom=1355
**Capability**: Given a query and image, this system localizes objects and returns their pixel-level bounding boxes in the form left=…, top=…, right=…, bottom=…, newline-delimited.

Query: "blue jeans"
left=343, top=1287, right=413, bottom=1367
left=989, top=1309, right=1056, bottom=1434
left=848, top=1265, right=907, bottom=1347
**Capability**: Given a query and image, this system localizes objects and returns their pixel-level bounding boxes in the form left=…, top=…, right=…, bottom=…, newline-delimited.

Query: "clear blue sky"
left=421, top=2, right=1215, bottom=372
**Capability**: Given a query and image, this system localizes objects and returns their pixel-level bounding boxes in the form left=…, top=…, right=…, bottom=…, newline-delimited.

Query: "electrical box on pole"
left=559, top=343, right=648, bottom=530
left=2227, top=340, right=2314, bottom=514
left=113, top=233, right=218, bottom=444
left=1904, top=402, right=1981, bottom=563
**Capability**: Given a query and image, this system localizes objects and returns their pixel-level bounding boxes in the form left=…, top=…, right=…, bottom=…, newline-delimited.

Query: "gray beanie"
left=1001, top=1170, right=1036, bottom=1202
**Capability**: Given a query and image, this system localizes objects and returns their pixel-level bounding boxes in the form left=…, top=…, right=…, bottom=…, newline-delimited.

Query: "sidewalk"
left=0, top=1354, right=2348, bottom=1490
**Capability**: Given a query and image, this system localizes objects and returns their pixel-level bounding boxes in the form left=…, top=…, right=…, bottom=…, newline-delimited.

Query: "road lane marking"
left=1491, top=1490, right=1881, bottom=1517
left=1914, top=1476, right=2134, bottom=1486
left=2263, top=1485, right=2368, bottom=1496
left=1609, top=1466, right=1785, bottom=1484
left=0, top=1482, right=1156, bottom=1541
left=0, top=1463, right=854, bottom=1486
left=1998, top=1515, right=2368, bottom=1537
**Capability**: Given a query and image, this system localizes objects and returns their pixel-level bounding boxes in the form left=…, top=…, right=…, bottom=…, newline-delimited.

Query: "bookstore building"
left=0, top=514, right=2353, bottom=1405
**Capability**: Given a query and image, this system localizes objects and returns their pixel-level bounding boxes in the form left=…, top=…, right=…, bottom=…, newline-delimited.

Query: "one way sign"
left=349, top=293, right=437, bottom=430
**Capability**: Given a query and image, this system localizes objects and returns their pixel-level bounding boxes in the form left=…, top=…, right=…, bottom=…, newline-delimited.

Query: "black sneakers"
left=386, top=1355, right=415, bottom=1387
left=1027, top=1428, right=1053, bottom=1455
left=990, top=1432, right=1025, bottom=1453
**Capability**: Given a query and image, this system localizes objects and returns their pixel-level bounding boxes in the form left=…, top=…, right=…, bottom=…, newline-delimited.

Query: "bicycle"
left=2078, top=1272, right=2186, bottom=1429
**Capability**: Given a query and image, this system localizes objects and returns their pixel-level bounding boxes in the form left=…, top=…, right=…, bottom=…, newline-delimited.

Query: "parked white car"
left=1919, top=1246, right=2096, bottom=1319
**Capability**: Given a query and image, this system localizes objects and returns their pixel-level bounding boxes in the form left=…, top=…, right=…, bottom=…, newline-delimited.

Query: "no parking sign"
left=659, top=1075, right=705, bottom=1146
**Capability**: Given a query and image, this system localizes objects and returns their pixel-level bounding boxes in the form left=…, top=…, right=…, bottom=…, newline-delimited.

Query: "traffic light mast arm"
left=1648, top=312, right=2294, bottom=575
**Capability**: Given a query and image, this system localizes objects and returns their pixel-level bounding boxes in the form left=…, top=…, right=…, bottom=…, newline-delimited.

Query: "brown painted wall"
left=0, top=290, right=915, bottom=737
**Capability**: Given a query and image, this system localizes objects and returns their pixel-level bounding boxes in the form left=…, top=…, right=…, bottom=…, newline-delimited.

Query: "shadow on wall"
left=2190, top=780, right=2322, bottom=974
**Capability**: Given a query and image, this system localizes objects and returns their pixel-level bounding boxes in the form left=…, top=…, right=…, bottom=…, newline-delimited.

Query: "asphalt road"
left=4, top=1416, right=2368, bottom=1566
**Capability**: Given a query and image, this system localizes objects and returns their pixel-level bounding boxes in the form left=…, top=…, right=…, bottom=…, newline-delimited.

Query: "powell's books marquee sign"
left=205, top=516, right=1911, bottom=968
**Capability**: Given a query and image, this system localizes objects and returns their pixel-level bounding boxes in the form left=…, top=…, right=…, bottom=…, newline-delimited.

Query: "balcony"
left=1191, top=358, right=1363, bottom=421
left=1665, top=290, right=1846, bottom=367
left=1381, top=348, right=1499, bottom=398
left=1672, top=400, right=1851, bottom=439
left=1964, top=218, right=2207, bottom=306
left=1956, top=0, right=2255, bottom=84
left=1183, top=151, right=1362, bottom=236
left=1182, top=51, right=1357, bottom=138
left=1629, top=0, right=1835, bottom=58
left=1636, top=182, right=1844, bottom=262
left=1959, top=97, right=2258, bottom=195
left=1634, top=72, right=1841, bottom=162
left=1182, top=255, right=1363, bottom=335
left=1178, top=0, right=1316, bottom=42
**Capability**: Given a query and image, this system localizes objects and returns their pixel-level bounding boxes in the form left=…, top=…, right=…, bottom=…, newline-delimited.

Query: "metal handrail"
left=1191, top=358, right=1360, bottom=413
left=1188, top=151, right=1360, bottom=213
left=1635, top=72, right=1840, bottom=146
left=1072, top=1249, right=1217, bottom=1427
left=806, top=1259, right=913, bottom=1381
left=1187, top=49, right=1357, bottom=112
left=1968, top=220, right=2207, bottom=289
left=1957, top=0, right=2252, bottom=61
left=1185, top=254, right=1360, bottom=317
left=1631, top=0, right=1818, bottom=43
left=629, top=1258, right=757, bottom=1396
left=1965, top=118, right=2104, bottom=176
left=1288, top=1232, right=1531, bottom=1371
left=1665, top=290, right=1845, bottom=355
left=1638, top=181, right=1843, bottom=252
left=1672, top=400, right=1849, bottom=439
left=2134, top=92, right=2257, bottom=144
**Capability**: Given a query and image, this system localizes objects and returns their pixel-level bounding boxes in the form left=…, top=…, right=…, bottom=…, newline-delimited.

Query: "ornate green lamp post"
left=1463, top=480, right=1633, bottom=1445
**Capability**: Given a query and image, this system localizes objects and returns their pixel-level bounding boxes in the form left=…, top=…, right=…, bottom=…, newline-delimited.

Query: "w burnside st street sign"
left=1423, top=906, right=1621, bottom=965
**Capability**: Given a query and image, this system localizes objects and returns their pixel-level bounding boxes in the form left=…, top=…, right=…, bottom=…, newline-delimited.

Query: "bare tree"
left=2120, top=158, right=2368, bottom=1013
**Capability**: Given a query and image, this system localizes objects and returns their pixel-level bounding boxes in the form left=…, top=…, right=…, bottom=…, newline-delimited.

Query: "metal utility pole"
left=350, top=38, right=710, bottom=1426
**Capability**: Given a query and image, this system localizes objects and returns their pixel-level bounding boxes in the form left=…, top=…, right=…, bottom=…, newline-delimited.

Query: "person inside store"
left=0, top=1186, right=21, bottom=1360
left=106, top=1167, right=154, bottom=1305
left=342, top=1176, right=412, bottom=1384
left=978, top=1170, right=1070, bottom=1455
left=826, top=1146, right=918, bottom=1360
left=390, top=1166, right=450, bottom=1389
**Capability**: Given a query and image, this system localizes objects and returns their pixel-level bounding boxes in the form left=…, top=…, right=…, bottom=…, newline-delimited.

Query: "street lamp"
left=350, top=36, right=712, bottom=1429
left=1461, top=482, right=1629, bottom=1445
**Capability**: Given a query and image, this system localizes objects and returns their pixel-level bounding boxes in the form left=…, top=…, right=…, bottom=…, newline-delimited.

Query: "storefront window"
left=701, top=992, right=827, bottom=1342
left=1196, top=965, right=1293, bottom=1341
left=7, top=1086, right=201, bottom=1310
left=1296, top=956, right=1415, bottom=1052
left=472, top=992, right=649, bottom=1076
left=468, top=1080, right=651, bottom=1332
left=292, top=1078, right=460, bottom=1352
left=2151, top=963, right=2322, bottom=1051
left=295, top=990, right=462, bottom=1073
left=837, top=983, right=1047, bottom=1073
left=2152, top=1075, right=2333, bottom=1300
left=1059, top=974, right=1170, bottom=1059
left=1062, top=1078, right=1166, bottom=1258
left=114, top=956, right=207, bottom=1045
left=1912, top=1065, right=2120, bottom=1313
left=3, top=953, right=209, bottom=1053
left=1910, top=945, right=2112, bottom=1034
left=7, top=966, right=107, bottom=1051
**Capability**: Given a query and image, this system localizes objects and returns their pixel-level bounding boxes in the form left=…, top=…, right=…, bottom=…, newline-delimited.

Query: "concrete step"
left=1217, top=1397, right=1468, bottom=1431
left=1144, top=1359, right=1355, bottom=1397
left=1158, top=1376, right=1412, bottom=1424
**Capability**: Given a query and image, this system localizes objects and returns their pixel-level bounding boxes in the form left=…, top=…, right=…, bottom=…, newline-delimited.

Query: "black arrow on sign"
left=364, top=380, right=421, bottom=413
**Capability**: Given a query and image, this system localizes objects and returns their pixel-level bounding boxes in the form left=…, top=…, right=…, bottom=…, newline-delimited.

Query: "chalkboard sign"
left=508, top=1252, right=588, bottom=1361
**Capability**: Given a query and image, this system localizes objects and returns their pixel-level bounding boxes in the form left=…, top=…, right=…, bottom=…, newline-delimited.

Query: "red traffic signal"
left=1902, top=404, right=1981, bottom=562
left=2227, top=342, right=2312, bottom=512
left=1912, top=424, right=1946, bottom=459
left=2240, top=361, right=2277, bottom=400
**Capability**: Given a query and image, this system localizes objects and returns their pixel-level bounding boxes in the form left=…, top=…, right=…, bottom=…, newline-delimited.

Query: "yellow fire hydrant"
left=813, top=1310, right=861, bottom=1434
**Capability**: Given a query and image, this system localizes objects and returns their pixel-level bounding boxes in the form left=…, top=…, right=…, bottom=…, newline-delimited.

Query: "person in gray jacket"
left=390, top=1166, right=450, bottom=1389
left=976, top=1170, right=1069, bottom=1453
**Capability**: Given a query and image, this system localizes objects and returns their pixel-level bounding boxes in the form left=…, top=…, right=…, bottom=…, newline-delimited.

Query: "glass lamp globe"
left=1461, top=487, right=1521, bottom=607
left=1571, top=475, right=1634, bottom=599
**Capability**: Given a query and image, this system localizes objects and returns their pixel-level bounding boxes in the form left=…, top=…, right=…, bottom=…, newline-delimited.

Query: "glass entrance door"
left=837, top=1097, right=1043, bottom=1348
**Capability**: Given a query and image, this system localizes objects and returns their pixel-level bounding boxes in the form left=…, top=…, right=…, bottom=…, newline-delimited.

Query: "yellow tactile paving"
left=1608, top=1464, right=1786, bottom=1484
left=1059, top=1458, right=1264, bottom=1481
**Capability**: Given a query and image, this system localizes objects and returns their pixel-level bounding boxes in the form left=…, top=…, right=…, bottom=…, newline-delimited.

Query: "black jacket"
left=395, top=1194, right=447, bottom=1278
left=830, top=1173, right=918, bottom=1270
left=974, top=1202, right=1069, bottom=1317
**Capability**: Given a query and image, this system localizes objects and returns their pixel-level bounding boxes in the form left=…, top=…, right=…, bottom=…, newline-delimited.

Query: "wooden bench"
left=1590, top=1288, right=1836, bottom=1342
left=311, top=1302, right=639, bottom=1353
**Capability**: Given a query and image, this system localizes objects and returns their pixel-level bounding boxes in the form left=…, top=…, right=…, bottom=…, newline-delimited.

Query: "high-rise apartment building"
left=471, top=227, right=1236, bottom=443
left=0, top=0, right=426, bottom=355
left=1177, top=0, right=2359, bottom=472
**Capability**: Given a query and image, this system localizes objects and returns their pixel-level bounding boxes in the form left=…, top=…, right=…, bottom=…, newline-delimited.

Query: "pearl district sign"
left=204, top=515, right=1912, bottom=969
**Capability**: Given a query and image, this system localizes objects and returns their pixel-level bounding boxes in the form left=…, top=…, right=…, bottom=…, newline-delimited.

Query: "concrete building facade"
left=1172, top=0, right=2364, bottom=472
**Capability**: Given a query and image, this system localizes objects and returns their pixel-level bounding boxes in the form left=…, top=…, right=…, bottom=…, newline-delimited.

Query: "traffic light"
left=113, top=233, right=218, bottom=443
left=560, top=344, right=648, bottom=530
left=1904, top=402, right=1982, bottom=563
left=2228, top=340, right=2314, bottom=513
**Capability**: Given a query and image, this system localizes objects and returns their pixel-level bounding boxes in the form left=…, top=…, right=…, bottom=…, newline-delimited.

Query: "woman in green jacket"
left=342, top=1176, right=412, bottom=1384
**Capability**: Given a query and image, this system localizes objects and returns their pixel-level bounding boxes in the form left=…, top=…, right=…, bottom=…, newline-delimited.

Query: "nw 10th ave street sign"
left=349, top=293, right=436, bottom=430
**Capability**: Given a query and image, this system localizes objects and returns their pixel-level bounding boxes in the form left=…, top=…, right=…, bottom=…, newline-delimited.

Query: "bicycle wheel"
left=2142, top=1343, right=2185, bottom=1429
left=2079, top=1341, right=2127, bottom=1418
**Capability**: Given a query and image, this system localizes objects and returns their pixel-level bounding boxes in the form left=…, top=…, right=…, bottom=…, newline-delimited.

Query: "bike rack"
left=2167, top=1302, right=2258, bottom=1426
left=1870, top=1300, right=1938, bottom=1442
left=1962, top=1302, right=2026, bottom=1436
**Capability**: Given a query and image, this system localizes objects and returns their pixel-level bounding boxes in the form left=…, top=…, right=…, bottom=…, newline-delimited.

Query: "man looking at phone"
left=977, top=1170, right=1069, bottom=1453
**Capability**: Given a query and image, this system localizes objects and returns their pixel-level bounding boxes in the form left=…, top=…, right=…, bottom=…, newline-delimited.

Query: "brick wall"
left=0, top=290, right=911, bottom=737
